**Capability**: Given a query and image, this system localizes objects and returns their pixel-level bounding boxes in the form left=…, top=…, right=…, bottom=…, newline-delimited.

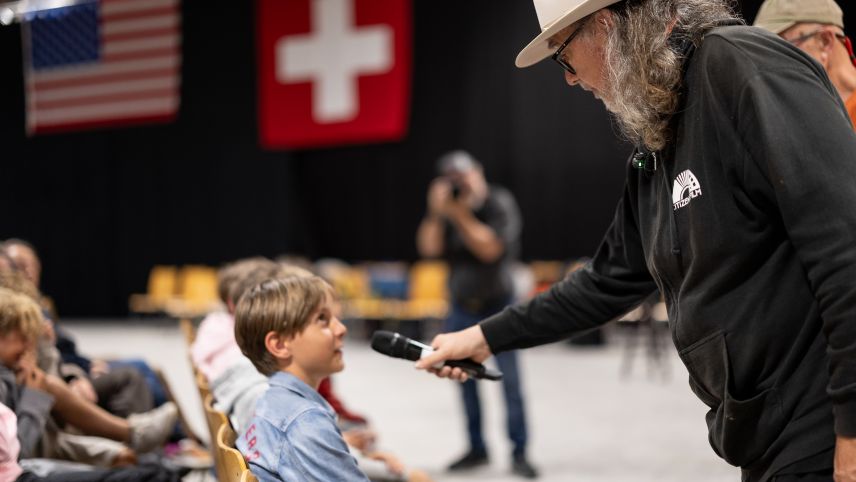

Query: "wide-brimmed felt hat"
left=516, top=0, right=624, bottom=68
left=753, top=0, right=844, bottom=35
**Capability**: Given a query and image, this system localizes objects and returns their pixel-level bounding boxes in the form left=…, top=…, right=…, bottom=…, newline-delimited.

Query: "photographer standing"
left=416, top=151, right=537, bottom=479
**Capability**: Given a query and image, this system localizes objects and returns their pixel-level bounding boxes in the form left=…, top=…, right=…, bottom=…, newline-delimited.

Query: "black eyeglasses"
left=785, top=28, right=824, bottom=46
left=551, top=19, right=589, bottom=75
left=784, top=29, right=856, bottom=66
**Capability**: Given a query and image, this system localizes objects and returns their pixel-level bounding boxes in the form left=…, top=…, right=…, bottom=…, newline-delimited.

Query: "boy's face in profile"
left=287, top=292, right=347, bottom=383
left=0, top=329, right=30, bottom=368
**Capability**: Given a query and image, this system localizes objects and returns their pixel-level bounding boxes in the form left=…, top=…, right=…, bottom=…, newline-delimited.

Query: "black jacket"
left=481, top=25, right=856, bottom=481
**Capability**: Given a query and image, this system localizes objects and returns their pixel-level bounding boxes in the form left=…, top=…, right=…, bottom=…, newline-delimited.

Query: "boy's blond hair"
left=230, top=263, right=314, bottom=308
left=0, top=287, right=44, bottom=342
left=234, top=276, right=333, bottom=376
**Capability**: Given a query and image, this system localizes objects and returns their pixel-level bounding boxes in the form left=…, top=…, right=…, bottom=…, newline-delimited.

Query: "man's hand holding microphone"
left=371, top=325, right=496, bottom=382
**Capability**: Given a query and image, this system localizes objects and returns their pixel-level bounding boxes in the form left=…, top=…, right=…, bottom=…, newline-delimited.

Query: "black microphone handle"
left=445, top=359, right=503, bottom=381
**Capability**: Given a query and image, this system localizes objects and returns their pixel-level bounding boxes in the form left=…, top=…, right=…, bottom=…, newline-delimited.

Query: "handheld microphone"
left=370, top=330, right=503, bottom=381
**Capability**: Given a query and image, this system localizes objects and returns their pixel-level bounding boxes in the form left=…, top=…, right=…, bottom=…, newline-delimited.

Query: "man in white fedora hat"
left=414, top=0, right=856, bottom=481
left=753, top=0, right=856, bottom=127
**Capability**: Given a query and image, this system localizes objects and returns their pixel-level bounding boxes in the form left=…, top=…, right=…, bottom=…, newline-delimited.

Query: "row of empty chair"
left=133, top=259, right=568, bottom=321
left=130, top=265, right=220, bottom=317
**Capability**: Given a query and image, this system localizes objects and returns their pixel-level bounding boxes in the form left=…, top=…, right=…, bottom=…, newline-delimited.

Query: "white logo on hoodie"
left=673, top=170, right=702, bottom=211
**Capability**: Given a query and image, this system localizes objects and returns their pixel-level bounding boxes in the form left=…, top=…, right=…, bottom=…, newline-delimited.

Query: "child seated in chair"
left=234, top=276, right=371, bottom=481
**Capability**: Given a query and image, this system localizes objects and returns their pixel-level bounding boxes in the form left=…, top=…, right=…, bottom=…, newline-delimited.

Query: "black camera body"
left=450, top=184, right=461, bottom=199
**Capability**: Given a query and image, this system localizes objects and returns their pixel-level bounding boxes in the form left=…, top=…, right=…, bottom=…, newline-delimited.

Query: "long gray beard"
left=600, top=6, right=686, bottom=151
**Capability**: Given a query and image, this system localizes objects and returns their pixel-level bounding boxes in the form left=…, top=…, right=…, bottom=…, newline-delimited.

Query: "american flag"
left=22, top=0, right=181, bottom=135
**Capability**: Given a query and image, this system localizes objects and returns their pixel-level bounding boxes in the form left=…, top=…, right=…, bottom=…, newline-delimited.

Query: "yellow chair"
left=329, top=264, right=371, bottom=300
left=406, top=261, right=449, bottom=319
left=148, top=265, right=179, bottom=303
left=128, top=265, right=178, bottom=313
left=203, top=394, right=228, bottom=481
left=217, top=423, right=256, bottom=482
left=408, top=260, right=449, bottom=301
left=176, top=265, right=219, bottom=312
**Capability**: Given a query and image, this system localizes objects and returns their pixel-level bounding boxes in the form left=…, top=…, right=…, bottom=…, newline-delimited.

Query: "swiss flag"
left=257, top=0, right=411, bottom=149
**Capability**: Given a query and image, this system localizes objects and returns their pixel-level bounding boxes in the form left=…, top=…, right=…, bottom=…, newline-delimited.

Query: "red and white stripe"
left=24, top=0, right=181, bottom=134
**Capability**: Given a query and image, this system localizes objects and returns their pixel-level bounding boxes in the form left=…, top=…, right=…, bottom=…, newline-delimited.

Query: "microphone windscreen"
left=370, top=330, right=398, bottom=357
left=371, top=330, right=423, bottom=361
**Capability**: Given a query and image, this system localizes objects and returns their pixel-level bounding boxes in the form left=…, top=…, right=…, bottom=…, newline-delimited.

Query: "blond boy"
left=234, top=276, right=367, bottom=481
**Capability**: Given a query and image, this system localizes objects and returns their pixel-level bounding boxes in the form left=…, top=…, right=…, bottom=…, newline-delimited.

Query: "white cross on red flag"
left=257, top=0, right=411, bottom=149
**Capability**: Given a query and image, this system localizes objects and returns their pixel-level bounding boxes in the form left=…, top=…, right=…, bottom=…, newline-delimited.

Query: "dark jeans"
left=108, top=359, right=167, bottom=407
left=92, top=366, right=154, bottom=417
left=16, top=463, right=181, bottom=481
left=445, top=304, right=528, bottom=456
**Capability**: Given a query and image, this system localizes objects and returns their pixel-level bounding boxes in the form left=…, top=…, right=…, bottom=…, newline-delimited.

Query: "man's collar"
left=673, top=19, right=745, bottom=77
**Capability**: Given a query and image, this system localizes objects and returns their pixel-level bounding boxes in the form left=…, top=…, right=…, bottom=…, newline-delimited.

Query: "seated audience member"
left=234, top=277, right=431, bottom=482
left=0, top=253, right=15, bottom=275
left=2, top=240, right=157, bottom=417
left=192, top=258, right=287, bottom=433
left=0, top=403, right=182, bottom=482
left=193, top=259, right=367, bottom=431
left=0, top=287, right=177, bottom=467
left=197, top=260, right=417, bottom=480
left=754, top=0, right=856, bottom=126
left=192, top=258, right=273, bottom=385
left=1, top=240, right=203, bottom=465
left=196, top=259, right=390, bottom=476
left=0, top=288, right=56, bottom=460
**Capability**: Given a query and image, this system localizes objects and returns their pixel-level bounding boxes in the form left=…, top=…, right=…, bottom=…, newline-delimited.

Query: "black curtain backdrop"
left=1, top=1, right=851, bottom=316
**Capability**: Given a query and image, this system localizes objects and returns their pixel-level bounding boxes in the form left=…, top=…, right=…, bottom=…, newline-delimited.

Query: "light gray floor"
left=63, top=320, right=740, bottom=482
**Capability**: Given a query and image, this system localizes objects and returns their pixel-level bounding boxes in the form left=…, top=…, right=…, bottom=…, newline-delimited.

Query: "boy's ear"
left=264, top=331, right=292, bottom=362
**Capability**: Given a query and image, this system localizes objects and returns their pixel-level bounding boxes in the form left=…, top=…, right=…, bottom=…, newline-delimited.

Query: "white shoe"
left=128, top=402, right=178, bottom=453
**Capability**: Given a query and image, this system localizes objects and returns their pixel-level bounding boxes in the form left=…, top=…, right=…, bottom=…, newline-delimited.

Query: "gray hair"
left=600, top=0, right=740, bottom=151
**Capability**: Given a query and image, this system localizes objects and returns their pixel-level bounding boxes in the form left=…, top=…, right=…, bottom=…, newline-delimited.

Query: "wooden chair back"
left=217, top=423, right=255, bottom=482
left=203, top=394, right=228, bottom=480
left=179, top=318, right=197, bottom=346
left=196, top=370, right=210, bottom=401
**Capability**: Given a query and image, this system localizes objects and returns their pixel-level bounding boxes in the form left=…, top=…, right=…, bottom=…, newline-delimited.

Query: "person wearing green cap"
left=754, top=0, right=856, bottom=127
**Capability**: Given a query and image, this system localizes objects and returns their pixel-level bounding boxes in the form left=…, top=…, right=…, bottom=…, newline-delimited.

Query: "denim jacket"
left=237, top=371, right=368, bottom=482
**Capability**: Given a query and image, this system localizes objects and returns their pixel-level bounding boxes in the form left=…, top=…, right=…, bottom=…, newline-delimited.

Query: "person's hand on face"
left=16, top=356, right=47, bottom=392
left=427, top=177, right=454, bottom=218
left=14, top=350, right=37, bottom=383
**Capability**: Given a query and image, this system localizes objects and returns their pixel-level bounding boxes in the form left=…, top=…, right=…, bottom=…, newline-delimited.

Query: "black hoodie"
left=481, top=25, right=856, bottom=481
